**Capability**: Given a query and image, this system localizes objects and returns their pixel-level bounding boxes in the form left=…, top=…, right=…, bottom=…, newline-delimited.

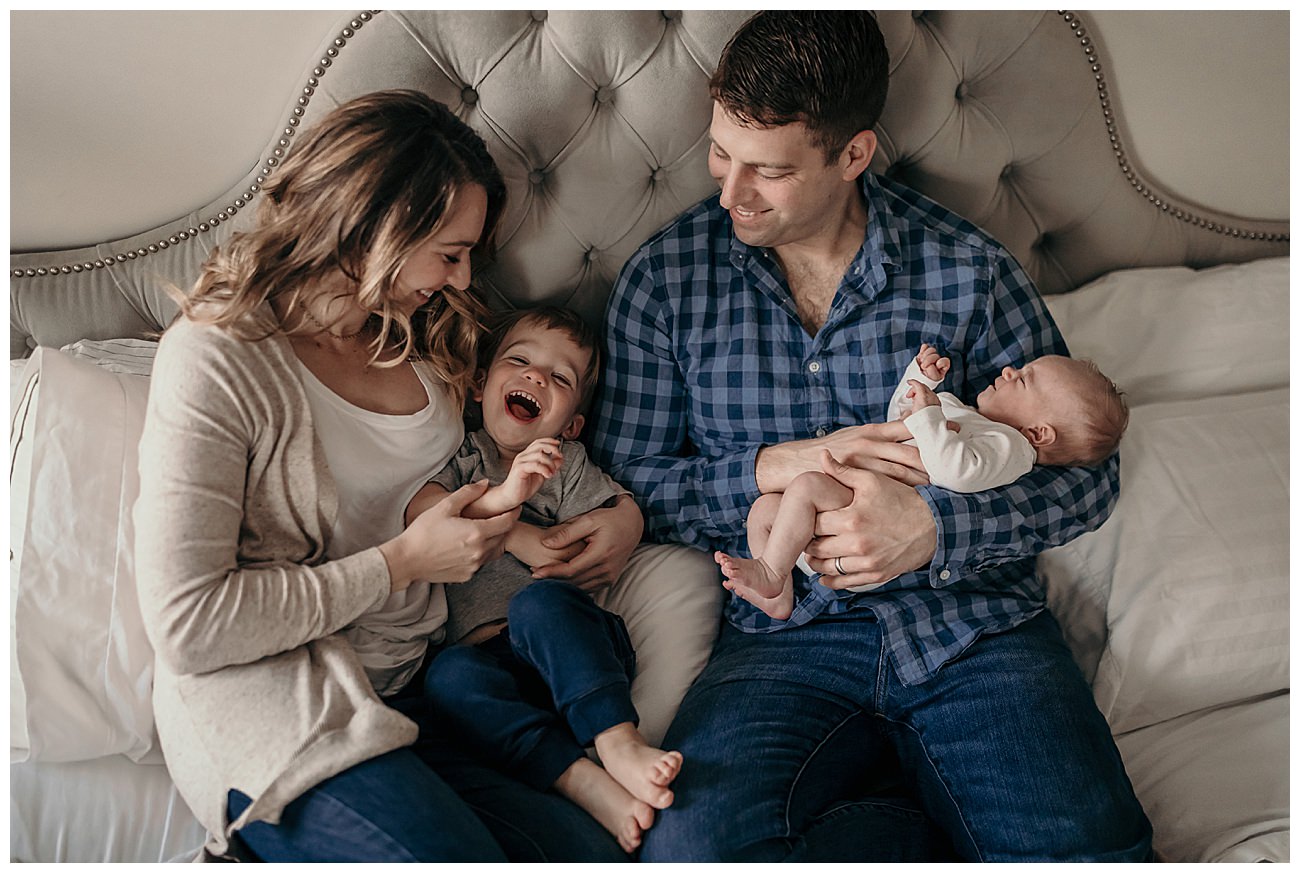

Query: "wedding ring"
left=834, top=556, right=846, bottom=575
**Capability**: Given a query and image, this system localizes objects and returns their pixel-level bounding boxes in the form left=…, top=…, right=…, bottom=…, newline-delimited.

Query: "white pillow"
left=1047, top=257, right=1288, bottom=406
left=60, top=337, right=158, bottom=376
left=10, top=347, right=160, bottom=763
left=1100, top=389, right=1287, bottom=731
left=1043, top=387, right=1289, bottom=733
left=597, top=542, right=722, bottom=748
left=10, top=358, right=40, bottom=757
left=1114, top=692, right=1289, bottom=862
left=1041, top=258, right=1289, bottom=728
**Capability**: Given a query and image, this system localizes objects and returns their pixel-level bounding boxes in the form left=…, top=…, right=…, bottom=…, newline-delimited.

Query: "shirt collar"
left=858, top=171, right=903, bottom=278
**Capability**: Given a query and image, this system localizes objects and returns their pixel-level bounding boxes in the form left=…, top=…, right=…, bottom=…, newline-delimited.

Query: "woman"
left=135, top=90, right=625, bottom=862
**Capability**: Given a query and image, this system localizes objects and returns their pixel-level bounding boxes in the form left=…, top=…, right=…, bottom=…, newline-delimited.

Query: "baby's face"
left=975, top=356, right=1080, bottom=429
left=475, top=324, right=591, bottom=454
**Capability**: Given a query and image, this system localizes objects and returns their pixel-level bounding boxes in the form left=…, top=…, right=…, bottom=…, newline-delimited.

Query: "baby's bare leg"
left=714, top=492, right=790, bottom=605
left=756, top=471, right=855, bottom=577
left=714, top=473, right=855, bottom=619
left=743, top=492, right=782, bottom=561
left=715, top=493, right=786, bottom=596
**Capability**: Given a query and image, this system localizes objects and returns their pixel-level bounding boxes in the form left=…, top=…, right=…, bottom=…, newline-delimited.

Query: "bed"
left=10, top=10, right=1289, bottom=863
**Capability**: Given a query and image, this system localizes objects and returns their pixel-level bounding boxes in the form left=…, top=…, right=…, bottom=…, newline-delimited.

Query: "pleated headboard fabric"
left=10, top=10, right=1288, bottom=358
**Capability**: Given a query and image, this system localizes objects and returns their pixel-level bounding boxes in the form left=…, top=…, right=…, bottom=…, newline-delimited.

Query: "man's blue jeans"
left=640, top=609, right=1153, bottom=862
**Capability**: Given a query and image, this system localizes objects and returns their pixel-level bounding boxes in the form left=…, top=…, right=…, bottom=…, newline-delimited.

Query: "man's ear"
left=841, top=129, right=878, bottom=181
left=1020, top=423, right=1057, bottom=449
left=470, top=368, right=487, bottom=403
left=561, top=413, right=586, bottom=441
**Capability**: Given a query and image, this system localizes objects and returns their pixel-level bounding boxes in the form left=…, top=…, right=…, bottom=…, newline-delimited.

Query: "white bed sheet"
left=10, top=754, right=205, bottom=862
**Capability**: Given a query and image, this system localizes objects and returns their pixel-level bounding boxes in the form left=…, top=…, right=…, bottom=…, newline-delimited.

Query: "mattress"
left=10, top=754, right=206, bottom=862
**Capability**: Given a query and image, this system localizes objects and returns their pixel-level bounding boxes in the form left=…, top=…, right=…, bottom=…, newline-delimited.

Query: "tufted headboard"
left=9, top=10, right=1288, bottom=359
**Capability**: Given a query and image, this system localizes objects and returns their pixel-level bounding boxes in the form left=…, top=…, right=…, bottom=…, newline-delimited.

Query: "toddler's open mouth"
left=506, top=390, right=542, bottom=422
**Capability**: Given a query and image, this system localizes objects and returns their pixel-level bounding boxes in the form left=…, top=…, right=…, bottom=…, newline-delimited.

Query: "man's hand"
left=506, top=522, right=585, bottom=570
left=756, top=420, right=927, bottom=493
left=531, top=495, right=643, bottom=593
left=803, top=451, right=937, bottom=589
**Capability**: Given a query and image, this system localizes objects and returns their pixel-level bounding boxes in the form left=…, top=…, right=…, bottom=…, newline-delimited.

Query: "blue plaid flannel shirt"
left=590, top=172, right=1119, bottom=686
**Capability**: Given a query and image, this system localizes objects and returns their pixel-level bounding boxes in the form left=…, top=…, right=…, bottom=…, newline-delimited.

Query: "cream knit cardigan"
left=135, top=315, right=421, bottom=857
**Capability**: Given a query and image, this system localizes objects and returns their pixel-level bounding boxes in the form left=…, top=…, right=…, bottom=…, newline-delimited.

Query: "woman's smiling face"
left=390, top=183, right=488, bottom=317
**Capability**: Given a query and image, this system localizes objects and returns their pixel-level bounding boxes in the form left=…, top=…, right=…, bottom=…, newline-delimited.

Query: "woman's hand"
left=529, top=495, right=643, bottom=593
left=380, top=480, right=519, bottom=592
left=506, top=522, right=585, bottom=569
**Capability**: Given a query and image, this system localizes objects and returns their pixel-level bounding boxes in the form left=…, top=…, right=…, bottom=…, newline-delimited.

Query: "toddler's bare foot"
left=594, top=722, right=683, bottom=810
left=554, top=757, right=655, bottom=853
left=714, top=551, right=795, bottom=620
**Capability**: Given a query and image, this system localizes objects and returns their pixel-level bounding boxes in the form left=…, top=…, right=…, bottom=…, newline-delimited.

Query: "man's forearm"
left=923, top=454, right=1119, bottom=583
left=755, top=439, right=817, bottom=493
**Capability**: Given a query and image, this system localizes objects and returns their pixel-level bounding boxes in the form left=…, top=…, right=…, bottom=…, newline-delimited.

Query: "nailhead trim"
left=1059, top=11, right=1287, bottom=243
left=13, top=9, right=1285, bottom=282
left=12, top=10, right=380, bottom=279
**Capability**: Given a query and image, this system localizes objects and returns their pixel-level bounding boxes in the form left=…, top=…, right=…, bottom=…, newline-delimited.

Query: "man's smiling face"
left=707, top=102, right=853, bottom=251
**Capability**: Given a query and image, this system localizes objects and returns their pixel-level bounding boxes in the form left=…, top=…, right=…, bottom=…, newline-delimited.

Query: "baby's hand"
left=904, top=379, right=941, bottom=413
left=500, top=438, right=563, bottom=507
left=916, top=343, right=951, bottom=383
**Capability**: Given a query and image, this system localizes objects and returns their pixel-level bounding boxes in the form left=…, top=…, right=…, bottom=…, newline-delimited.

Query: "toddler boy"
left=410, top=306, right=680, bottom=853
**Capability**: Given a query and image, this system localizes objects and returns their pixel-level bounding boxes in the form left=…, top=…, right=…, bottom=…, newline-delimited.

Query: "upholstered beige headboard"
left=9, top=10, right=1288, bottom=359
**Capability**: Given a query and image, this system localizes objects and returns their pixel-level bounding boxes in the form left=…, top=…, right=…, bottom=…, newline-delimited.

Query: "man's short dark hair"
left=479, top=305, right=602, bottom=412
left=709, top=12, right=889, bottom=163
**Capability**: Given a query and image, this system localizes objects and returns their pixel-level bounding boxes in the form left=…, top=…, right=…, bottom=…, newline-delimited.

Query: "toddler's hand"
left=916, top=343, right=951, bottom=383
left=500, top=438, right=563, bottom=507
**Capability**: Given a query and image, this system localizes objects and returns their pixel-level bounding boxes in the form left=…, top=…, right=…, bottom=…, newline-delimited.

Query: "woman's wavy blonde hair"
left=179, top=89, right=507, bottom=404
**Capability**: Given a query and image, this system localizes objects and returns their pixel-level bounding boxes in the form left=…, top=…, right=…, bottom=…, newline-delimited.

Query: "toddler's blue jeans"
left=423, top=578, right=640, bottom=790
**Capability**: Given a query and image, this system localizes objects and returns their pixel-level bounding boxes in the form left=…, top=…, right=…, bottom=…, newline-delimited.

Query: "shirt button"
left=815, top=427, right=827, bottom=437
left=939, top=569, right=951, bottom=581
left=807, top=361, right=821, bottom=374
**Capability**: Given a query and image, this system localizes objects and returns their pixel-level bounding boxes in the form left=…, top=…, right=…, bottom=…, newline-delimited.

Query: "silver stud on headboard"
left=1059, top=10, right=1286, bottom=244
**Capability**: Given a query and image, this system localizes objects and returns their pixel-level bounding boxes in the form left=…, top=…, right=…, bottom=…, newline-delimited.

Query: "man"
left=590, top=11, right=1152, bottom=862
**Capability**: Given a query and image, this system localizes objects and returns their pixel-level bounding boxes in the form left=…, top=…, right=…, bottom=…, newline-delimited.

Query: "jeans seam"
left=464, top=802, right=548, bottom=861
left=878, top=713, right=983, bottom=862
left=785, top=708, right=865, bottom=840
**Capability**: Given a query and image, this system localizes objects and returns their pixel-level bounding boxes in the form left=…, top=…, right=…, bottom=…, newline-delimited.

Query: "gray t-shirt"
left=428, top=429, right=627, bottom=643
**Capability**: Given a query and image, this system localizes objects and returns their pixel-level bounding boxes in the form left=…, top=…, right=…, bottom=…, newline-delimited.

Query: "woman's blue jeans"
left=639, top=609, right=1153, bottom=862
left=225, top=609, right=630, bottom=862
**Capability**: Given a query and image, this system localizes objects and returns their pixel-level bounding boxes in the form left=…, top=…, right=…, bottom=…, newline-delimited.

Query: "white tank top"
left=295, top=357, right=464, bottom=696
